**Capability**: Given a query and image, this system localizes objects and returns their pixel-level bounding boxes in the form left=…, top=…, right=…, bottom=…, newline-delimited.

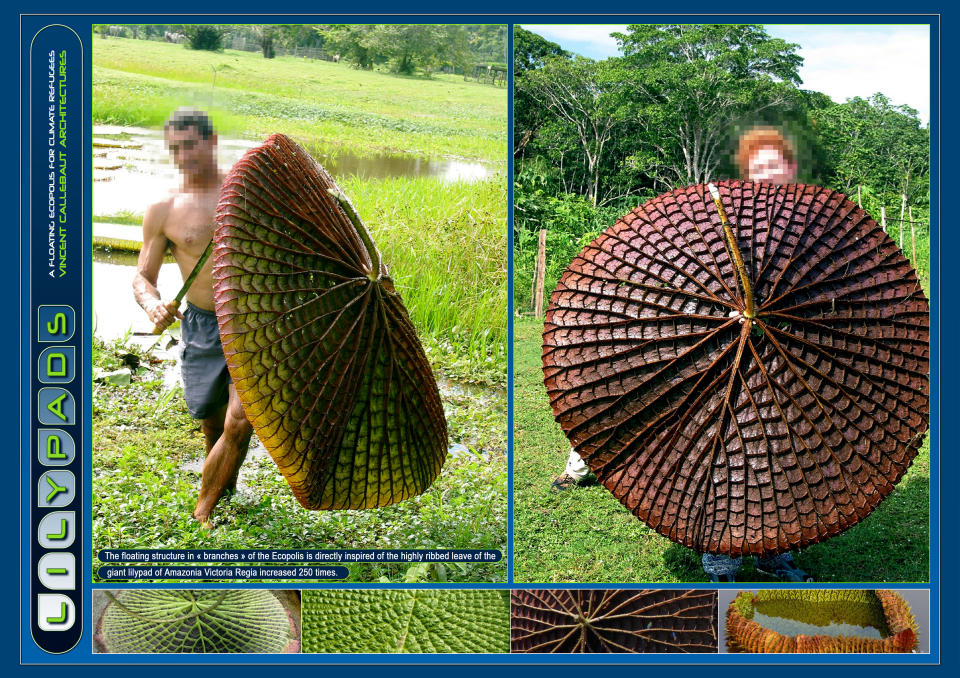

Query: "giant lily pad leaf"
left=543, top=181, right=929, bottom=556
left=511, top=589, right=718, bottom=653
left=213, top=133, right=447, bottom=510
left=302, top=589, right=510, bottom=653
left=96, top=590, right=295, bottom=653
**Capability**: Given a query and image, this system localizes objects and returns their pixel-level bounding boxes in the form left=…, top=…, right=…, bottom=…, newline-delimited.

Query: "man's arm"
left=133, top=199, right=182, bottom=332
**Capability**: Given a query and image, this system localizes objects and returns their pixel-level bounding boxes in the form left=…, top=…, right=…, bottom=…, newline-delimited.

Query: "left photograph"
left=90, top=24, right=508, bottom=583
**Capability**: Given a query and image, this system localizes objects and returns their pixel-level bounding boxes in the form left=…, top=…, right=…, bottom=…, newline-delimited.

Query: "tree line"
left=95, top=24, right=507, bottom=75
left=514, top=25, right=930, bottom=311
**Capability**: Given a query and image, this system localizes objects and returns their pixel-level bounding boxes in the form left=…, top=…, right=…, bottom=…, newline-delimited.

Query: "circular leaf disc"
left=213, top=134, right=447, bottom=510
left=543, top=181, right=929, bottom=556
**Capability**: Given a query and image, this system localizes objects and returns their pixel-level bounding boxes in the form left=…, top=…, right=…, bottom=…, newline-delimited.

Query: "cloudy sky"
left=520, top=24, right=931, bottom=124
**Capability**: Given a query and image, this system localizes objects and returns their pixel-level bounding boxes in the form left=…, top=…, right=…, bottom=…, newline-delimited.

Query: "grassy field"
left=93, top=336, right=506, bottom=584
left=93, top=37, right=507, bottom=381
left=512, top=317, right=930, bottom=584
left=93, top=38, right=506, bottom=163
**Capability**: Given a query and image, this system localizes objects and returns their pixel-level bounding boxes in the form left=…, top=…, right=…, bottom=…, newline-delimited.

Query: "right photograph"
left=512, top=24, right=931, bottom=584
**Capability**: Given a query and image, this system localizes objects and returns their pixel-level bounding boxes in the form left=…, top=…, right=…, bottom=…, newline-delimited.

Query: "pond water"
left=93, top=249, right=182, bottom=340
left=92, top=125, right=492, bottom=216
left=753, top=600, right=887, bottom=640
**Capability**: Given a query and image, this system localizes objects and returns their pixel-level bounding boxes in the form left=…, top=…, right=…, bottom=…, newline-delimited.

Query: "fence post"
left=899, top=193, right=907, bottom=249
left=880, top=205, right=886, bottom=232
left=533, top=229, right=547, bottom=319
left=910, top=205, right=916, bottom=263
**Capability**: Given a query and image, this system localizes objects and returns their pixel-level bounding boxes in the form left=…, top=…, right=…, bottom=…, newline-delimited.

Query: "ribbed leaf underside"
left=302, top=589, right=510, bottom=653
left=543, top=180, right=929, bottom=556
left=213, top=133, right=447, bottom=509
left=511, top=589, right=718, bottom=653
left=99, top=590, right=290, bottom=653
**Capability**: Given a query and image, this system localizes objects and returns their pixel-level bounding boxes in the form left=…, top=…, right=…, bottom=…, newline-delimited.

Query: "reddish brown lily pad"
left=543, top=180, right=929, bottom=556
left=213, top=134, right=447, bottom=510
left=511, top=589, right=718, bottom=653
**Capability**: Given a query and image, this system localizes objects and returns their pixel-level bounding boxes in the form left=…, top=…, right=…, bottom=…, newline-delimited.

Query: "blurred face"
left=164, top=126, right=216, bottom=177
left=748, top=145, right=797, bottom=184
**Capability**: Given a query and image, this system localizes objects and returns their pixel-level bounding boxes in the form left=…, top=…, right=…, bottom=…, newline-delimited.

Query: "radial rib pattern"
left=543, top=180, right=929, bottom=556
left=511, top=589, right=718, bottom=653
left=213, top=134, right=447, bottom=509
left=98, top=590, right=291, bottom=653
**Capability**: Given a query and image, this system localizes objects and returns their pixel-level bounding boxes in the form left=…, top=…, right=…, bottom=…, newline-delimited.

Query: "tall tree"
left=612, top=24, right=803, bottom=188
left=520, top=56, right=625, bottom=205
left=815, top=93, right=928, bottom=206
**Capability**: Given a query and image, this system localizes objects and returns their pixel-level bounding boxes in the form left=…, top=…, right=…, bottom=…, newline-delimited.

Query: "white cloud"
left=521, top=24, right=932, bottom=123
left=520, top=25, right=626, bottom=59
left=766, top=26, right=930, bottom=123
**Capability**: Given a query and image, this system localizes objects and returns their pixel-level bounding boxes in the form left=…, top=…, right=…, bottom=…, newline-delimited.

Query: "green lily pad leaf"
left=97, top=590, right=294, bottom=653
left=302, top=589, right=509, bottom=653
left=93, top=368, right=132, bottom=385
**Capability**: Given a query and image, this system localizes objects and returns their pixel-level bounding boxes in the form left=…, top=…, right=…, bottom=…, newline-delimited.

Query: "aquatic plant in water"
left=301, top=589, right=509, bottom=653
left=96, top=590, right=295, bottom=653
left=511, top=589, right=718, bottom=653
left=726, top=589, right=918, bottom=653
left=213, top=134, right=448, bottom=510
left=542, top=181, right=929, bottom=556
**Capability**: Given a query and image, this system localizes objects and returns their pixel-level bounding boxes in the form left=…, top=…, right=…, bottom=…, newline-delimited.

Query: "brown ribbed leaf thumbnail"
left=511, top=589, right=718, bottom=653
left=213, top=134, right=447, bottom=509
left=542, top=180, right=928, bottom=556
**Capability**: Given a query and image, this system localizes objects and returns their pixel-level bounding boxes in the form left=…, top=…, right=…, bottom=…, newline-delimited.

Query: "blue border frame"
left=16, top=7, right=946, bottom=669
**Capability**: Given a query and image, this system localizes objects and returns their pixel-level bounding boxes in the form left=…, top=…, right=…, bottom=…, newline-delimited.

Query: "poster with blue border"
left=15, top=5, right=949, bottom=671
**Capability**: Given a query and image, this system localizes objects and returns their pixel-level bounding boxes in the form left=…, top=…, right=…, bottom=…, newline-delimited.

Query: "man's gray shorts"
left=181, top=302, right=231, bottom=420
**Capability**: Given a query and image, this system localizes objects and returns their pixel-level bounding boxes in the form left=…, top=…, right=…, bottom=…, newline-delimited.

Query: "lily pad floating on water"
left=725, top=590, right=918, bottom=653
left=543, top=181, right=929, bottom=556
left=511, top=589, right=718, bottom=653
left=213, top=133, right=448, bottom=510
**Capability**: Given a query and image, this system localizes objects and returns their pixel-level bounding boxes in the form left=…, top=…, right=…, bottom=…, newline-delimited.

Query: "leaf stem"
left=327, top=188, right=381, bottom=280
left=708, top=183, right=755, bottom=318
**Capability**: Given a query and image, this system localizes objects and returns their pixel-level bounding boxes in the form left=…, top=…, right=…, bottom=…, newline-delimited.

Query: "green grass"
left=92, top=336, right=507, bottom=584
left=511, top=317, right=930, bottom=583
left=93, top=38, right=506, bottom=164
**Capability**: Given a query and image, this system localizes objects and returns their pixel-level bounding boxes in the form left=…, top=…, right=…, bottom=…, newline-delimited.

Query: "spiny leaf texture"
left=302, top=589, right=510, bottom=653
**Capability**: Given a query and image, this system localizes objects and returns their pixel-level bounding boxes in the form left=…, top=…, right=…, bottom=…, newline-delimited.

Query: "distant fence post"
left=909, top=205, right=916, bottom=262
left=880, top=205, right=886, bottom=232
left=533, top=229, right=547, bottom=319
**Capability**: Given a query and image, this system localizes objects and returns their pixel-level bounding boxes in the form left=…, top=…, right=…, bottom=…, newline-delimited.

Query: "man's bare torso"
left=156, top=172, right=225, bottom=311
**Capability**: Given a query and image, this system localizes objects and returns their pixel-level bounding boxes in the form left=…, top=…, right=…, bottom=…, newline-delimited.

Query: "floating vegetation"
left=542, top=180, right=929, bottom=556
left=95, top=590, right=297, bottom=653
left=511, top=589, right=718, bottom=653
left=726, top=590, right=918, bottom=653
left=302, top=589, right=509, bottom=653
left=214, top=134, right=448, bottom=510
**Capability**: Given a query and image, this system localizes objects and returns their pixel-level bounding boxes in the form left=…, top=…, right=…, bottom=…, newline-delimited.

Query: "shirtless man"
left=132, top=107, right=253, bottom=527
